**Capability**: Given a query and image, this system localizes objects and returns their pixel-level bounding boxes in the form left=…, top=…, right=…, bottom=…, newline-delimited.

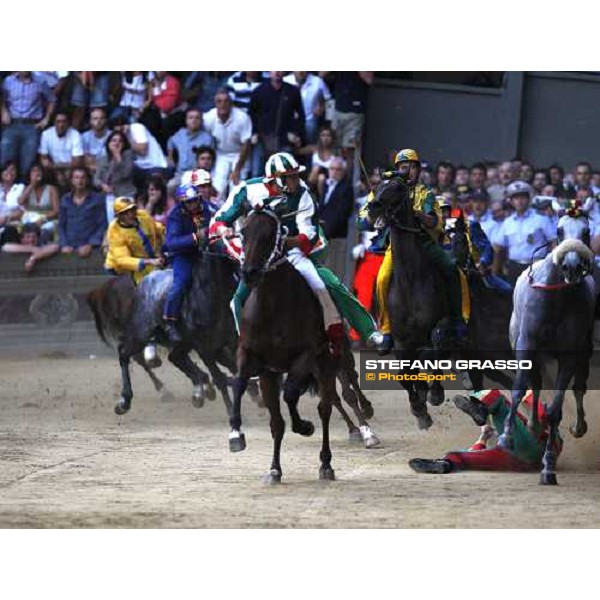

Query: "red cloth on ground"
left=350, top=252, right=383, bottom=340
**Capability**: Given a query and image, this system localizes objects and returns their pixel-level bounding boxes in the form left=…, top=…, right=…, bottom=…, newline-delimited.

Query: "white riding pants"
left=286, top=248, right=341, bottom=329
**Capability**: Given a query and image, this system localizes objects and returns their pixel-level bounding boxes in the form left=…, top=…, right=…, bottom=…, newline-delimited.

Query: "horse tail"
left=88, top=287, right=110, bottom=346
left=87, top=276, right=136, bottom=346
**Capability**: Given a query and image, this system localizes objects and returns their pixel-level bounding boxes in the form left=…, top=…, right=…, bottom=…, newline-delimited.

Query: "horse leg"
left=115, top=344, right=134, bottom=415
left=202, top=356, right=234, bottom=417
left=527, top=362, right=543, bottom=433
left=282, top=377, right=315, bottom=437
left=540, top=355, right=576, bottom=485
left=167, top=346, right=208, bottom=408
left=337, top=369, right=380, bottom=448
left=570, top=347, right=591, bottom=439
left=261, top=371, right=285, bottom=485
left=428, top=372, right=445, bottom=406
left=396, top=344, right=432, bottom=429
left=229, top=346, right=252, bottom=452
left=341, top=345, right=374, bottom=419
left=317, top=374, right=336, bottom=481
left=132, top=352, right=164, bottom=392
left=498, top=352, right=530, bottom=450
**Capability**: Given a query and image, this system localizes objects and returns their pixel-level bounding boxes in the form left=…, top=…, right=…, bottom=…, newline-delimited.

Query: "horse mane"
left=551, top=238, right=594, bottom=265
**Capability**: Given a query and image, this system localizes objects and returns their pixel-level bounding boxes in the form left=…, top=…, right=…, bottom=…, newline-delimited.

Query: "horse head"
left=241, top=208, right=285, bottom=287
left=557, top=214, right=591, bottom=248
left=368, top=178, right=417, bottom=231
left=552, top=238, right=594, bottom=284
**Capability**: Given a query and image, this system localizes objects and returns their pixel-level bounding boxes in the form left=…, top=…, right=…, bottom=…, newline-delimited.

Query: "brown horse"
left=229, top=208, right=344, bottom=484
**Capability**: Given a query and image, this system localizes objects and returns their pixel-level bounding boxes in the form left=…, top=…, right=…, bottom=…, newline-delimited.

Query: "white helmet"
left=181, top=168, right=212, bottom=187
left=264, top=152, right=306, bottom=189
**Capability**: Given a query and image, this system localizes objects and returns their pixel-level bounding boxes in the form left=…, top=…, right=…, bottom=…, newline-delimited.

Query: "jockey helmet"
left=114, top=197, right=137, bottom=216
left=182, top=168, right=212, bottom=187
left=175, top=182, right=201, bottom=204
left=394, top=148, right=420, bottom=166
left=506, top=181, right=533, bottom=199
left=264, top=152, right=306, bottom=189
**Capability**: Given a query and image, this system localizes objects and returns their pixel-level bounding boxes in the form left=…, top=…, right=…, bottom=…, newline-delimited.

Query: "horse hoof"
left=540, top=472, right=558, bottom=486
left=364, top=434, right=381, bottom=449
left=416, top=413, right=433, bottom=430
left=192, top=394, right=204, bottom=408
left=569, top=422, right=588, bottom=438
left=427, top=389, right=445, bottom=406
left=229, top=433, right=246, bottom=453
left=319, top=467, right=336, bottom=481
left=206, top=383, right=217, bottom=401
left=293, top=420, right=315, bottom=437
left=263, top=470, right=282, bottom=485
left=349, top=428, right=363, bottom=442
left=114, top=398, right=130, bottom=415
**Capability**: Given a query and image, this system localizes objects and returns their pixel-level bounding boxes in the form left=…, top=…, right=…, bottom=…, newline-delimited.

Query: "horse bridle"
left=245, top=208, right=288, bottom=272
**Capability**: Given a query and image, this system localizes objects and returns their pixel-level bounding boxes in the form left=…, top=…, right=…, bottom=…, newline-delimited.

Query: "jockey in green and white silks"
left=208, top=152, right=382, bottom=351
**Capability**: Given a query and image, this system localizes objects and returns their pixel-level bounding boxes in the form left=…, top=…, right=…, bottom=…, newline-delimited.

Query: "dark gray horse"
left=499, top=238, right=595, bottom=485
left=367, top=178, right=514, bottom=428
left=88, top=250, right=243, bottom=416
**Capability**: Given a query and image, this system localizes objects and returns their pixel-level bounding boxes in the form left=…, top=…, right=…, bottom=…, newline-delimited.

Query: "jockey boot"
left=408, top=458, right=453, bottom=474
left=377, top=334, right=394, bottom=356
left=452, top=394, right=489, bottom=426
left=164, top=320, right=183, bottom=344
left=327, top=322, right=345, bottom=359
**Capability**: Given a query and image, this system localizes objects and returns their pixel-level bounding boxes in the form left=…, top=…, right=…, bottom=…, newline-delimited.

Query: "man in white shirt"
left=202, top=89, right=252, bottom=197
left=110, top=115, right=168, bottom=190
left=39, top=111, right=84, bottom=189
left=492, top=181, right=557, bottom=285
left=81, top=108, right=111, bottom=175
left=283, top=71, right=331, bottom=144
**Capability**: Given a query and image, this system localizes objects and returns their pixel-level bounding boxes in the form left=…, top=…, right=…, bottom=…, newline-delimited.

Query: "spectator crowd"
left=1, top=71, right=599, bottom=322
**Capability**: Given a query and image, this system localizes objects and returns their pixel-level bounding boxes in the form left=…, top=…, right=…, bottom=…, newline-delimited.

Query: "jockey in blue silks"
left=162, top=179, right=211, bottom=343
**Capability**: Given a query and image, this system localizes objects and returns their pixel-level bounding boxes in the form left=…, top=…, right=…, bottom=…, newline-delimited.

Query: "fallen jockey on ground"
left=358, top=148, right=469, bottom=355
left=208, top=151, right=383, bottom=356
left=409, top=389, right=563, bottom=474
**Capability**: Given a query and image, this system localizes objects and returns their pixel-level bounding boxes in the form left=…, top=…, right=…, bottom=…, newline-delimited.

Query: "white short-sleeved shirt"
left=492, top=208, right=557, bottom=263
left=82, top=129, right=111, bottom=159
left=128, top=123, right=167, bottom=169
left=203, top=107, right=252, bottom=156
left=39, top=127, right=84, bottom=164
left=283, top=73, right=331, bottom=126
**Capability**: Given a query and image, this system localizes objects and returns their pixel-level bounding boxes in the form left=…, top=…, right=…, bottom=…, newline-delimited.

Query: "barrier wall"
left=0, top=252, right=112, bottom=357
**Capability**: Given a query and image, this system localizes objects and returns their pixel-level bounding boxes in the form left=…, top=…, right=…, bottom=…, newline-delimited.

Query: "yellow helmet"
left=114, top=197, right=137, bottom=216
left=394, top=148, right=420, bottom=166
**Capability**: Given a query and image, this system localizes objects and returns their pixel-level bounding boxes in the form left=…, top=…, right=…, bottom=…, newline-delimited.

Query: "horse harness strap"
left=529, top=281, right=575, bottom=291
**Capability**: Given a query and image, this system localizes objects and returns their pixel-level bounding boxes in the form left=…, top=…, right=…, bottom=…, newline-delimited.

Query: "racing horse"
left=499, top=237, right=595, bottom=485
left=88, top=249, right=243, bottom=416
left=228, top=208, right=371, bottom=483
left=367, top=178, right=515, bottom=428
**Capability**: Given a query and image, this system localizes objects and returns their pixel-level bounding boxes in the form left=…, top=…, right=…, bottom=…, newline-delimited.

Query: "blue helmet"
left=175, top=183, right=201, bottom=204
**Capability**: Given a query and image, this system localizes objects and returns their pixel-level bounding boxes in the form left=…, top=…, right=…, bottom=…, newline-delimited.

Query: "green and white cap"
left=264, top=152, right=306, bottom=187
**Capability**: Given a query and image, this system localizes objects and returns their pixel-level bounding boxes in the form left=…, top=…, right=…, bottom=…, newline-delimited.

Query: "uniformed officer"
left=492, top=181, right=557, bottom=285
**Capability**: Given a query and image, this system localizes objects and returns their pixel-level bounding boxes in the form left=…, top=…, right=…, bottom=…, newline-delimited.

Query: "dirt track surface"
left=2, top=355, right=600, bottom=528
